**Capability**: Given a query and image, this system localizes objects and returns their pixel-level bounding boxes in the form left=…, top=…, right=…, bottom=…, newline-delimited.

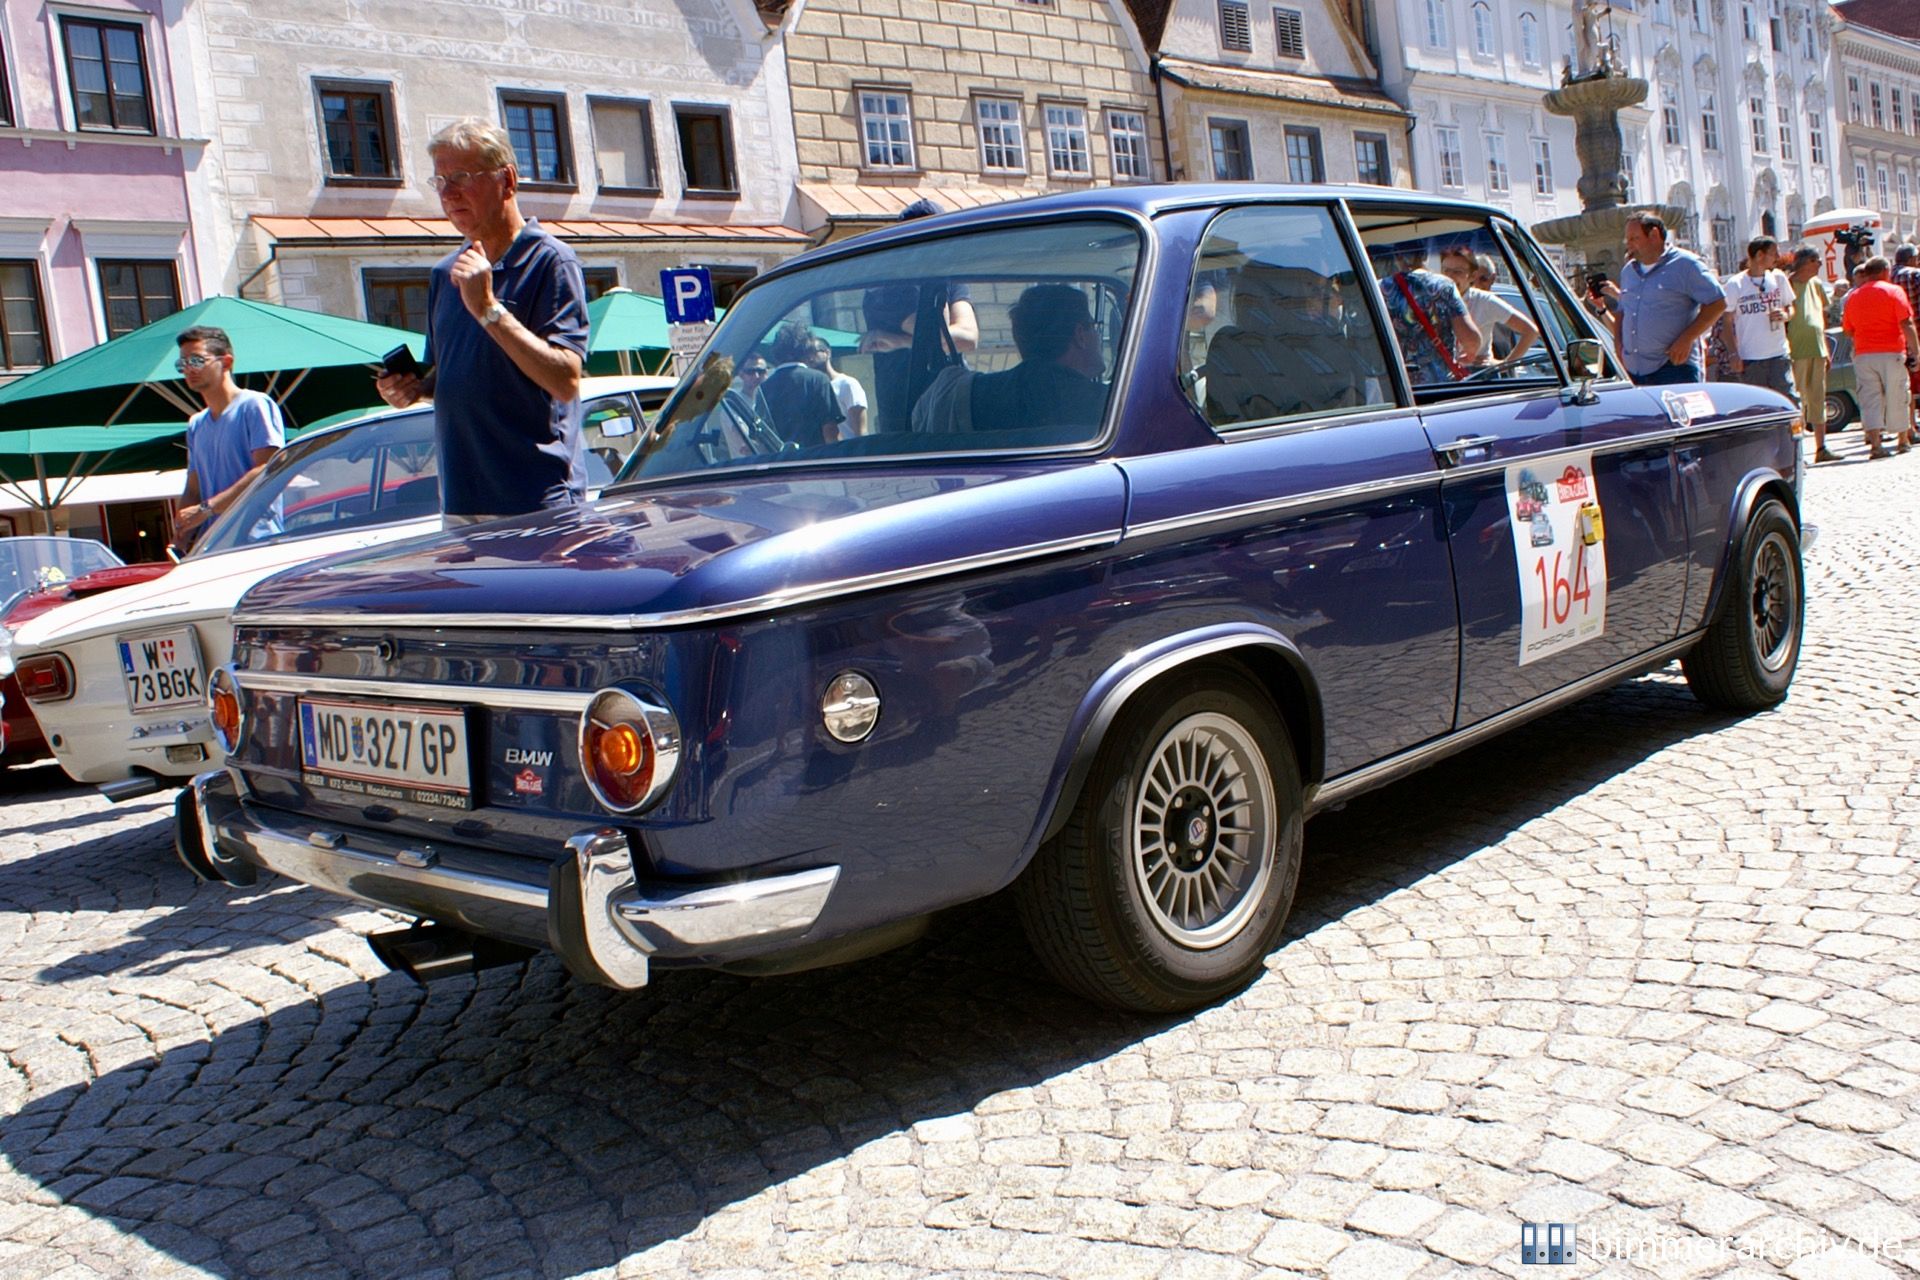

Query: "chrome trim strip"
left=231, top=527, right=1123, bottom=632
left=615, top=865, right=840, bottom=949
left=236, top=670, right=594, bottom=713
left=1307, top=631, right=1702, bottom=813
left=1125, top=471, right=1440, bottom=541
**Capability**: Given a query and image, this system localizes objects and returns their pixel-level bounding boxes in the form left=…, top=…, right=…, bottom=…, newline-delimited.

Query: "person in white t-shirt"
left=806, top=335, right=867, bottom=438
left=1717, top=235, right=1798, bottom=403
left=1439, top=249, right=1540, bottom=369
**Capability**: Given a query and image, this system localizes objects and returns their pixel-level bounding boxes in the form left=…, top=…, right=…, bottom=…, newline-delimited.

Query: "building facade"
left=0, top=0, right=208, bottom=387
left=777, top=0, right=1163, bottom=239
left=1833, top=0, right=1920, bottom=248
left=1138, top=0, right=1410, bottom=188
left=180, top=0, right=809, bottom=327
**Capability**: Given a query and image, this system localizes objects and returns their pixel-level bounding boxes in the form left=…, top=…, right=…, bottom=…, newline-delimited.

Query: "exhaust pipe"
left=100, top=775, right=164, bottom=803
left=366, top=923, right=536, bottom=984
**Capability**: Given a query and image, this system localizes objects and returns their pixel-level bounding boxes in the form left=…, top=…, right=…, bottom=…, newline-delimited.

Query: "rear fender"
left=1701, top=469, right=1798, bottom=625
left=1018, top=623, right=1322, bottom=871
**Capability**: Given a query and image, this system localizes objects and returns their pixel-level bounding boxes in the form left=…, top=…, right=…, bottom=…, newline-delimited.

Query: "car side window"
left=1184, top=205, right=1396, bottom=429
left=1352, top=208, right=1560, bottom=404
left=1494, top=222, right=1622, bottom=381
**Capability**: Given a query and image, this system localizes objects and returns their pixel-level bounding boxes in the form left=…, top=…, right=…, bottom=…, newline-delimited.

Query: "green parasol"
left=0, top=296, right=422, bottom=431
left=0, top=423, right=189, bottom=516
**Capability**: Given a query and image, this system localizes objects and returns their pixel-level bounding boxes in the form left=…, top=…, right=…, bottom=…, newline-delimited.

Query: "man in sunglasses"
left=375, top=117, right=588, bottom=524
left=173, top=325, right=284, bottom=543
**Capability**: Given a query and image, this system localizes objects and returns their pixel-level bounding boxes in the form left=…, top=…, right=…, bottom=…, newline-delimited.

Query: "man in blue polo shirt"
left=375, top=118, right=588, bottom=521
left=1589, top=210, right=1727, bottom=385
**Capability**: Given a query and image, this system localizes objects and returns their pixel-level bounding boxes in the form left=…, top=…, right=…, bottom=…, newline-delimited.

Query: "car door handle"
left=1434, top=434, right=1499, bottom=461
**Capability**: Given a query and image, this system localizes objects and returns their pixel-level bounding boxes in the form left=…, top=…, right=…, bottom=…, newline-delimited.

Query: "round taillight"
left=207, top=666, right=246, bottom=754
left=578, top=688, right=681, bottom=814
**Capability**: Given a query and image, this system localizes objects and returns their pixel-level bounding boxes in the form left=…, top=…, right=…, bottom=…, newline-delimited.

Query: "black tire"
left=1682, top=498, right=1803, bottom=711
left=1015, top=669, right=1303, bottom=1013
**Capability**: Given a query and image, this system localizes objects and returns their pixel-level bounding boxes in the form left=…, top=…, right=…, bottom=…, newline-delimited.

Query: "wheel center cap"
left=1186, top=815, right=1210, bottom=847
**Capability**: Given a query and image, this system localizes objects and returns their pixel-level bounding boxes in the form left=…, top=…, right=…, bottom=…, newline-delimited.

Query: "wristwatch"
left=480, top=301, right=508, bottom=328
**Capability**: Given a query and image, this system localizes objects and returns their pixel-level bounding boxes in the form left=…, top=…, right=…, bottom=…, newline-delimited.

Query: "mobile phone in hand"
left=380, top=344, right=421, bottom=378
left=1585, top=271, right=1609, bottom=295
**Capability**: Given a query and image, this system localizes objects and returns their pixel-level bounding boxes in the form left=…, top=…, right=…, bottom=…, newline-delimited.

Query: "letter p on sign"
left=661, top=267, right=715, bottom=325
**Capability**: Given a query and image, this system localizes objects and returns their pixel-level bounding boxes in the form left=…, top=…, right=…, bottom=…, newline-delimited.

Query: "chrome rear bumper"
left=184, top=771, right=838, bottom=989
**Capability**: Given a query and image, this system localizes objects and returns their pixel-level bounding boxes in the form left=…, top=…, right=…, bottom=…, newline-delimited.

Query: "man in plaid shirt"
left=1896, top=246, right=1920, bottom=318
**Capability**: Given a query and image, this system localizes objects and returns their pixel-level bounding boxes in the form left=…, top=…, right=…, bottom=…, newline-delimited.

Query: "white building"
left=1833, top=0, right=1920, bottom=248
left=1367, top=0, right=1844, bottom=273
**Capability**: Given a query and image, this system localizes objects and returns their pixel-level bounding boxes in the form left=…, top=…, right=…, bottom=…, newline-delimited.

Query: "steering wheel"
left=720, top=389, right=792, bottom=457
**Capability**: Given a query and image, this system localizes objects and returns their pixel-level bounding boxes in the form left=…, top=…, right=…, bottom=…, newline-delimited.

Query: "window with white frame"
left=1808, top=111, right=1824, bottom=164
left=1702, top=94, right=1720, bottom=150
left=1519, top=13, right=1541, bottom=66
left=1912, top=95, right=1920, bottom=133
left=60, top=16, right=155, bottom=134
left=976, top=97, right=1025, bottom=172
left=1485, top=132, right=1509, bottom=193
left=1803, top=19, right=1815, bottom=59
left=1693, top=0, right=1708, bottom=32
left=1893, top=88, right=1905, bottom=132
left=1219, top=0, right=1253, bottom=50
left=1740, top=2, right=1755, bottom=40
left=1273, top=7, right=1305, bottom=57
left=1777, top=103, right=1793, bottom=159
left=1621, top=149, right=1634, bottom=200
left=859, top=90, right=915, bottom=170
left=1663, top=103, right=1683, bottom=145
left=1749, top=93, right=1767, bottom=152
left=1870, top=82, right=1884, bottom=129
left=1711, top=215, right=1737, bottom=276
left=1436, top=125, right=1464, bottom=187
left=1856, top=161, right=1869, bottom=206
left=1877, top=164, right=1890, bottom=209
left=1847, top=76, right=1862, bottom=123
left=1900, top=170, right=1912, bottom=214
left=1043, top=103, right=1090, bottom=176
left=1532, top=137, right=1553, bottom=194
left=1472, top=2, right=1495, bottom=56
left=1107, top=110, right=1150, bottom=180
left=1425, top=0, right=1449, bottom=47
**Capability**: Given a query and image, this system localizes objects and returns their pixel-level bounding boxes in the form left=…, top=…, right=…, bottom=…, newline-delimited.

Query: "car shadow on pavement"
left=0, top=669, right=1746, bottom=1279
left=0, top=760, right=87, bottom=799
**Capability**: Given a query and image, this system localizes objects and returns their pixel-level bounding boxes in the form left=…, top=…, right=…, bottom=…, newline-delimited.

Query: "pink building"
left=0, top=0, right=207, bottom=390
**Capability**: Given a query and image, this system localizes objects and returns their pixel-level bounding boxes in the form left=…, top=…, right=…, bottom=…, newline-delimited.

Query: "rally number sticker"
left=1506, top=451, right=1607, bottom=666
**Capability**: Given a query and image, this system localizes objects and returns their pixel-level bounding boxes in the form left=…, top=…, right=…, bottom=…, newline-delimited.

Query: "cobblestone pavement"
left=1, top=433, right=1917, bottom=1280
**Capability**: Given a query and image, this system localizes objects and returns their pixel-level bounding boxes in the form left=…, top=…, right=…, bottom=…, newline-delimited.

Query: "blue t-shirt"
left=186, top=389, right=284, bottom=501
left=1617, top=247, right=1724, bottom=377
left=426, top=220, right=590, bottom=516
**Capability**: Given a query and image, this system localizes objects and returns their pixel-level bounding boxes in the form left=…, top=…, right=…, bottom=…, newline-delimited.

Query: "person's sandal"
left=1814, top=448, right=1839, bottom=462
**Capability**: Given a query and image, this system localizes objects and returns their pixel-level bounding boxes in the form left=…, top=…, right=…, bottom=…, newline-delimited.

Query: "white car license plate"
left=297, top=698, right=472, bottom=809
left=118, top=627, right=206, bottom=712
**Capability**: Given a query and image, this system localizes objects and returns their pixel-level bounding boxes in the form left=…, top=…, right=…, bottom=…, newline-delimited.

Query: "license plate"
left=297, top=698, right=472, bottom=809
left=118, top=627, right=206, bottom=712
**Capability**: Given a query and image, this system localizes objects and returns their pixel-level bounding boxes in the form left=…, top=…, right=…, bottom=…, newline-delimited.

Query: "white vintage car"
left=7, top=375, right=675, bottom=799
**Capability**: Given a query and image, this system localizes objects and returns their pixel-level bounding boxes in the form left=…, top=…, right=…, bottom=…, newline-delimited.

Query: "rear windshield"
left=616, top=218, right=1141, bottom=484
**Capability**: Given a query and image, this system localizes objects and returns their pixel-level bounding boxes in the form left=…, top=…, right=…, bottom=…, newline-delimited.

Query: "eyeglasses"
left=427, top=168, right=503, bottom=193
left=175, top=354, right=219, bottom=371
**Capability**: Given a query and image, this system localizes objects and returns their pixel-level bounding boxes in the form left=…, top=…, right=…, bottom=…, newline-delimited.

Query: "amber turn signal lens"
left=211, top=687, right=241, bottom=748
left=578, top=688, right=682, bottom=815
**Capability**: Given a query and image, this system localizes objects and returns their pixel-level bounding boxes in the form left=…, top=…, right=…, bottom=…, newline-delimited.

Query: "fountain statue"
left=1532, top=0, right=1688, bottom=278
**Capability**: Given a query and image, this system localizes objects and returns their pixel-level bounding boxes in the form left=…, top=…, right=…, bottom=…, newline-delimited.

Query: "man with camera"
left=1586, top=211, right=1726, bottom=386
left=375, top=119, right=588, bottom=524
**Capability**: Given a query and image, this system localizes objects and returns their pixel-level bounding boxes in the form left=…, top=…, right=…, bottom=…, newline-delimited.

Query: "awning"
left=254, top=216, right=809, bottom=248
left=0, top=470, right=186, bottom=514
left=1156, top=56, right=1410, bottom=120
left=795, top=183, right=1023, bottom=232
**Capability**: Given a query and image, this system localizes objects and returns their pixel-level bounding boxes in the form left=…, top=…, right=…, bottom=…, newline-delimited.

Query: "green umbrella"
left=0, top=295, right=422, bottom=431
left=585, top=288, right=705, bottom=376
left=0, top=423, right=189, bottom=515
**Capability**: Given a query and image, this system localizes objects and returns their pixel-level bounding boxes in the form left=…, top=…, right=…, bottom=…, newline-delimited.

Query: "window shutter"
left=1220, top=0, right=1253, bottom=51
left=1274, top=8, right=1305, bottom=56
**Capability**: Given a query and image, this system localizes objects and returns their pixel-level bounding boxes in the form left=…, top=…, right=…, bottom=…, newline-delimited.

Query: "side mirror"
left=1566, top=338, right=1605, bottom=380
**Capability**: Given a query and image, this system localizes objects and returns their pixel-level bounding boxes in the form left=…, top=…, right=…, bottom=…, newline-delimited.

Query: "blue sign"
left=660, top=267, right=715, bottom=325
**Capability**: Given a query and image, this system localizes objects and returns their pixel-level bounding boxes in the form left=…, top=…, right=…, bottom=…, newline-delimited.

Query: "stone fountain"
left=1531, top=0, right=1688, bottom=278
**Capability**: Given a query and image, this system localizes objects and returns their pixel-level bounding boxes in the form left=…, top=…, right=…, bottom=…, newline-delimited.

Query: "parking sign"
left=660, top=267, right=715, bottom=325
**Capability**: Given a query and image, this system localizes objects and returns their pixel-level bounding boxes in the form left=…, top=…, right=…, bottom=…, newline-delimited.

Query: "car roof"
left=760, top=183, right=1515, bottom=282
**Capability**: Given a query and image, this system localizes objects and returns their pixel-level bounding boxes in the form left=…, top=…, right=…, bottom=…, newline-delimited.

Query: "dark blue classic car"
left=181, top=187, right=1804, bottom=1011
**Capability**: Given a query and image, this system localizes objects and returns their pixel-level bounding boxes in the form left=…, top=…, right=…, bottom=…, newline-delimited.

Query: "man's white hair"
left=428, top=118, right=516, bottom=171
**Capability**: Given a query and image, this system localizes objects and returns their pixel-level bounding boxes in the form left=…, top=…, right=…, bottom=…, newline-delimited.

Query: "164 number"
left=1533, top=550, right=1592, bottom=628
